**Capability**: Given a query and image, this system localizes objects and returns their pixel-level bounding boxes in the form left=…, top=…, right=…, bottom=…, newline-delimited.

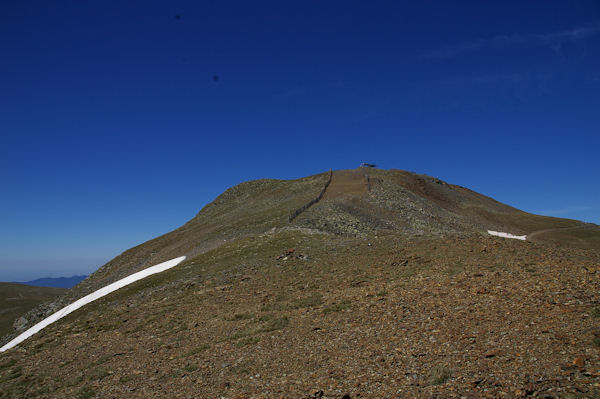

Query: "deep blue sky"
left=1, top=1, right=599, bottom=281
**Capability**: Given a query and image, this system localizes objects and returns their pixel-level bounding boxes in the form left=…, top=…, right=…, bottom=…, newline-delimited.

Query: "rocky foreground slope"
left=1, top=168, right=599, bottom=398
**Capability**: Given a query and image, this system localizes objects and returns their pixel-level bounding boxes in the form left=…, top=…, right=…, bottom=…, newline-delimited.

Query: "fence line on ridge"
left=288, top=169, right=333, bottom=222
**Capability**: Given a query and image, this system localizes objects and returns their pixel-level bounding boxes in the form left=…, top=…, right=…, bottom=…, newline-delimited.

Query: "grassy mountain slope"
left=0, top=284, right=65, bottom=339
left=86, top=172, right=331, bottom=289
left=296, top=169, right=596, bottom=241
left=375, top=169, right=587, bottom=233
left=1, top=168, right=598, bottom=398
left=3, top=172, right=331, bottom=339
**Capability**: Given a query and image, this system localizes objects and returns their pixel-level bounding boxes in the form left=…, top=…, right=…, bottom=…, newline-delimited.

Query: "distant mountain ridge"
left=17, top=275, right=87, bottom=289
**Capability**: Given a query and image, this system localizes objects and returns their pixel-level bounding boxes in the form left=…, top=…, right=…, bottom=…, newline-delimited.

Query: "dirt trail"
left=526, top=224, right=593, bottom=240
left=322, top=169, right=369, bottom=200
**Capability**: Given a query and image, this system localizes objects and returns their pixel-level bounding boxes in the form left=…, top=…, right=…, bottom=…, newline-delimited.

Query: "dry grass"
left=0, top=283, right=65, bottom=338
left=3, top=169, right=599, bottom=398
left=428, top=364, right=452, bottom=385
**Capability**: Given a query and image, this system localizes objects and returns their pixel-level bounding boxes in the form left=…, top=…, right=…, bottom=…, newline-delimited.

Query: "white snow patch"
left=0, top=256, right=186, bottom=352
left=487, top=230, right=527, bottom=240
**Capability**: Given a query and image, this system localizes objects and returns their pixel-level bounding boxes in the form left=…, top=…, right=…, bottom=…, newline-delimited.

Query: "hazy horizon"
left=0, top=258, right=105, bottom=282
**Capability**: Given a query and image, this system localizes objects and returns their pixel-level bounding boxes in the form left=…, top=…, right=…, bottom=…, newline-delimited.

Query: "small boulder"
left=13, top=316, right=27, bottom=331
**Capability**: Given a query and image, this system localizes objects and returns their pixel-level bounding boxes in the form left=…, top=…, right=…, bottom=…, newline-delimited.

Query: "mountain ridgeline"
left=75, top=167, right=600, bottom=289
left=6, top=168, right=599, bottom=340
left=19, top=276, right=87, bottom=289
left=1, top=168, right=599, bottom=398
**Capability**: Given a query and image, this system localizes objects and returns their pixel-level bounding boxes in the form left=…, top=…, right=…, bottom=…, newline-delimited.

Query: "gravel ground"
left=1, top=232, right=598, bottom=398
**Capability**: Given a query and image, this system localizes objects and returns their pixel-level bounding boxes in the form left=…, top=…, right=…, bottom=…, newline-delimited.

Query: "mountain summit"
left=1, top=168, right=599, bottom=398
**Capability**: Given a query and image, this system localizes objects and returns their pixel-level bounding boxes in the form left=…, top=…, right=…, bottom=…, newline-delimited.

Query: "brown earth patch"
left=1, top=233, right=599, bottom=398
left=322, top=170, right=369, bottom=200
